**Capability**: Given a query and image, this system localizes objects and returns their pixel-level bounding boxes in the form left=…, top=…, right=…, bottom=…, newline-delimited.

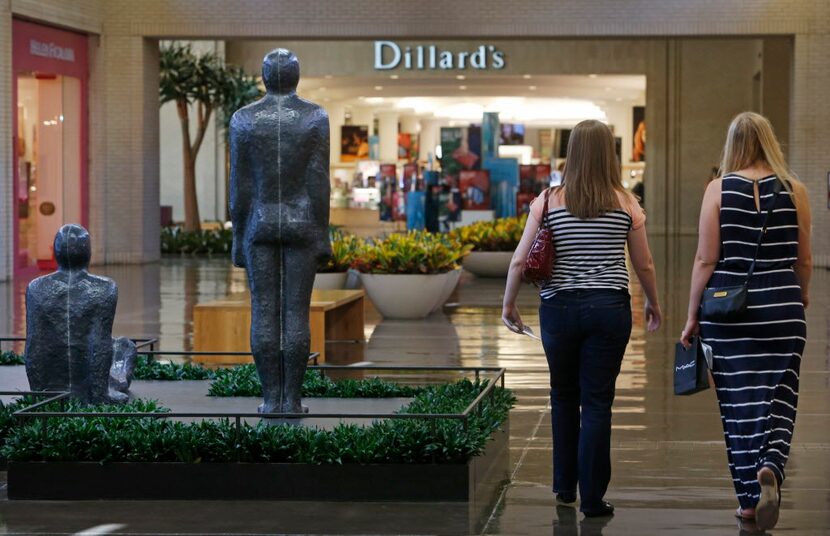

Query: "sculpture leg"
left=246, top=243, right=283, bottom=413
left=108, top=337, right=136, bottom=403
left=281, top=245, right=316, bottom=413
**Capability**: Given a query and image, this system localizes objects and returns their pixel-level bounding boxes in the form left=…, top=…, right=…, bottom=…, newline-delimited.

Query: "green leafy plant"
left=160, top=43, right=263, bottom=232
left=208, top=365, right=423, bottom=398
left=448, top=215, right=527, bottom=252
left=351, top=231, right=471, bottom=275
left=161, top=226, right=233, bottom=255
left=133, top=355, right=214, bottom=381
left=0, top=351, right=24, bottom=366
left=1, top=380, right=514, bottom=465
left=318, top=231, right=364, bottom=273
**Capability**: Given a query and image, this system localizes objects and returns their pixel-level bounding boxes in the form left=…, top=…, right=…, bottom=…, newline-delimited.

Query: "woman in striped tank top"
left=681, top=112, right=812, bottom=530
left=502, top=120, right=663, bottom=517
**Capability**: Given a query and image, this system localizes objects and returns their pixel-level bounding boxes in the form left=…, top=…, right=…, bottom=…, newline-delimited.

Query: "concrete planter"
left=431, top=267, right=462, bottom=313
left=313, top=272, right=348, bottom=290
left=8, top=418, right=509, bottom=501
left=359, top=269, right=461, bottom=319
left=463, top=251, right=514, bottom=278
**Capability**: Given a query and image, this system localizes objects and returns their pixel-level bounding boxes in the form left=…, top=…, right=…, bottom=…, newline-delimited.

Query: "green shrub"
left=448, top=215, right=527, bottom=252
left=0, top=351, right=24, bottom=366
left=133, top=355, right=215, bottom=381
left=208, top=365, right=423, bottom=398
left=1, top=379, right=514, bottom=464
left=318, top=231, right=364, bottom=273
left=161, top=227, right=233, bottom=255
left=351, top=231, right=471, bottom=275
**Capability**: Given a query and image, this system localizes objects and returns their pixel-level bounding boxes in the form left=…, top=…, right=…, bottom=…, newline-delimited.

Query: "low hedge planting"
left=133, top=355, right=214, bottom=380
left=0, top=350, right=24, bottom=366
left=208, top=364, right=422, bottom=398
left=1, top=379, right=514, bottom=465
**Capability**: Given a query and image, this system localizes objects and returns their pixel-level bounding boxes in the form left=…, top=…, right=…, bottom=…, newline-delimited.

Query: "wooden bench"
left=192, top=289, right=365, bottom=365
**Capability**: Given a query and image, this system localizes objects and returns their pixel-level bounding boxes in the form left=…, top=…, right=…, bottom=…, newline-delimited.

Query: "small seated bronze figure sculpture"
left=229, top=49, right=331, bottom=415
left=24, top=224, right=136, bottom=403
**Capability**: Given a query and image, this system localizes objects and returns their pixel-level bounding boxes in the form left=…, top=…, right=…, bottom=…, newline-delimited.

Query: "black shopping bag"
left=674, top=337, right=710, bottom=396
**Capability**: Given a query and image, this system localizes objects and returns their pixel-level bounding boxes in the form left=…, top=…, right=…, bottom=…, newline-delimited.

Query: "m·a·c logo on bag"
left=713, top=291, right=728, bottom=298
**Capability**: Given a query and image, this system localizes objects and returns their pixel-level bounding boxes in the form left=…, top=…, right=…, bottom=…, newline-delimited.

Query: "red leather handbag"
left=522, top=189, right=555, bottom=285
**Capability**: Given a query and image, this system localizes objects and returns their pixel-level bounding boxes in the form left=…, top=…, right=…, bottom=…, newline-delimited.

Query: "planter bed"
left=8, top=416, right=508, bottom=501
left=3, top=367, right=513, bottom=502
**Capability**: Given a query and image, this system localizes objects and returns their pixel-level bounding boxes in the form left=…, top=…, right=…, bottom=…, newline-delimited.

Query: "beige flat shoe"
left=755, top=467, right=781, bottom=530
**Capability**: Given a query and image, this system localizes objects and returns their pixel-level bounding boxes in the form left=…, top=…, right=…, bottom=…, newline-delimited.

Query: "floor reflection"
left=1, top=238, right=829, bottom=534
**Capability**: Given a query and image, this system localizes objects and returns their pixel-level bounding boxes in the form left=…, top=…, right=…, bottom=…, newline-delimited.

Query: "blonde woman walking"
left=681, top=112, right=812, bottom=530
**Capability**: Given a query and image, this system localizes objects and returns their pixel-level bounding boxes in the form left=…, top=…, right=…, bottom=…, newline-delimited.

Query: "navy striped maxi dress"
left=700, top=174, right=805, bottom=511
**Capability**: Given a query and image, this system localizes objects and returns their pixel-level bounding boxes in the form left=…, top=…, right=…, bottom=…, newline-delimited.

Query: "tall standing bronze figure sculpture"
left=229, top=49, right=331, bottom=414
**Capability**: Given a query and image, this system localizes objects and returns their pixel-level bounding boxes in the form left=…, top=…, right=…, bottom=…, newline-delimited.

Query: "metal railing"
left=1, top=336, right=158, bottom=352
left=3, top=365, right=506, bottom=440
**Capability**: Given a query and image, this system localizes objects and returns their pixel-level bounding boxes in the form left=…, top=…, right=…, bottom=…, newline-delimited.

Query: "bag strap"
left=745, top=178, right=783, bottom=281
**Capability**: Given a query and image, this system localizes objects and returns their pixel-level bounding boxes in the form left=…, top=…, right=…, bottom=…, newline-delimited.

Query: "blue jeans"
left=539, top=289, right=632, bottom=512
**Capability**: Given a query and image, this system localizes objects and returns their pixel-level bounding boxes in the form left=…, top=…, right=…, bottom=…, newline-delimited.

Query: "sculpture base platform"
left=7, top=417, right=509, bottom=502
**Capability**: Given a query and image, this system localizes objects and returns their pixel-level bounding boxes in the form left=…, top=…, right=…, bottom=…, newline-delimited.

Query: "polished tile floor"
left=1, top=235, right=829, bottom=535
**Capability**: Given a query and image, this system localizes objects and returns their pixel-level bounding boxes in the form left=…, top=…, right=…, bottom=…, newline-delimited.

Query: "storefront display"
left=12, top=19, right=88, bottom=271
left=341, top=125, right=369, bottom=162
left=459, top=170, right=490, bottom=210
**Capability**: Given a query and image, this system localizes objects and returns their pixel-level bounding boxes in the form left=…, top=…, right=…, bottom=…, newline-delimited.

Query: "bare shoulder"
left=704, top=178, right=722, bottom=202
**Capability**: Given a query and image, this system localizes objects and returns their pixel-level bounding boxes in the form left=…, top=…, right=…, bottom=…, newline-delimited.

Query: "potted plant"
left=449, top=215, right=526, bottom=277
left=352, top=232, right=471, bottom=319
left=314, top=231, right=363, bottom=290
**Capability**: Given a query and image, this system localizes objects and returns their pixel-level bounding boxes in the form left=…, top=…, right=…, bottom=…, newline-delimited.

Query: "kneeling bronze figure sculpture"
left=229, top=49, right=331, bottom=414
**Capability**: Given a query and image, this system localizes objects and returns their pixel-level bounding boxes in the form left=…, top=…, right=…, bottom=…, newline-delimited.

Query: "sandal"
left=756, top=467, right=781, bottom=530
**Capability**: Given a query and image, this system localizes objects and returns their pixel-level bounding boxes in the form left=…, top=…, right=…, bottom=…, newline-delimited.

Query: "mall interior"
left=0, top=1, right=829, bottom=535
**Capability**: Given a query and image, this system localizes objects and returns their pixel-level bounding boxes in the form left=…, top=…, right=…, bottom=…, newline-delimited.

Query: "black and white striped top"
left=536, top=189, right=643, bottom=299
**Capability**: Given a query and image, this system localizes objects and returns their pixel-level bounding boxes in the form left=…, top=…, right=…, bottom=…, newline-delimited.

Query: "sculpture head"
left=262, top=49, right=300, bottom=95
left=54, top=224, right=91, bottom=271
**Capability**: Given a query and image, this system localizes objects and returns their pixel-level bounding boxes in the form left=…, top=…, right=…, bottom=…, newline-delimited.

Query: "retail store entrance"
left=12, top=19, right=88, bottom=272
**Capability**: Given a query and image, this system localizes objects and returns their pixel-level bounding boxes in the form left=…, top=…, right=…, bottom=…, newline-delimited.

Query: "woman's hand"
left=645, top=300, right=662, bottom=332
left=802, top=293, right=810, bottom=309
left=502, top=303, right=524, bottom=334
left=680, top=317, right=699, bottom=348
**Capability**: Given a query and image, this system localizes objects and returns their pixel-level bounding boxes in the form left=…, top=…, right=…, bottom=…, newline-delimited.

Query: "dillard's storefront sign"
left=374, top=41, right=505, bottom=71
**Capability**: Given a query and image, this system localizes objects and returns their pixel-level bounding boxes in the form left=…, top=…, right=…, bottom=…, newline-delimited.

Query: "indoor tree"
left=218, top=66, right=263, bottom=220
left=159, top=43, right=224, bottom=232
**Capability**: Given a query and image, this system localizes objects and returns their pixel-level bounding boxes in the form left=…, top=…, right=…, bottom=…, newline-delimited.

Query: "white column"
left=399, top=114, right=420, bottom=135
left=349, top=107, right=374, bottom=135
left=377, top=110, right=399, bottom=163
left=325, top=102, right=345, bottom=166
left=418, top=118, right=443, bottom=164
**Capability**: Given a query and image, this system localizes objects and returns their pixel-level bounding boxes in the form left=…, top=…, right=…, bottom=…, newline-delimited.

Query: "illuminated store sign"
left=29, top=39, right=75, bottom=62
left=374, top=41, right=505, bottom=71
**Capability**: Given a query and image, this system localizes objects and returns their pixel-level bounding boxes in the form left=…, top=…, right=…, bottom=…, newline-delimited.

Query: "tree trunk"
left=177, top=99, right=201, bottom=232
left=183, top=152, right=201, bottom=232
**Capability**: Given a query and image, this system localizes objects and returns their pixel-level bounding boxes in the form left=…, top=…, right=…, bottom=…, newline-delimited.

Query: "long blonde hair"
left=561, top=120, right=625, bottom=219
left=720, top=112, right=797, bottom=191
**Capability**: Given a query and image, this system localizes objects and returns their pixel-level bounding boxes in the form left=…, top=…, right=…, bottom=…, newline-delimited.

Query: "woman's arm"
left=627, top=224, right=662, bottom=331
left=680, top=179, right=722, bottom=346
left=502, top=197, right=544, bottom=332
left=792, top=181, right=813, bottom=307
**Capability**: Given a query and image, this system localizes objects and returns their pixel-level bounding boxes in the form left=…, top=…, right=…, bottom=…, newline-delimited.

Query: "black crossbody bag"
left=700, top=178, right=782, bottom=321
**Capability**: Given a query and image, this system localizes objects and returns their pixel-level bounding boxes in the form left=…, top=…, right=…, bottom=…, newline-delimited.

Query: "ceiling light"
left=323, top=98, right=330, bottom=102
left=528, top=85, right=537, bottom=90
left=459, top=85, right=467, bottom=90
left=390, top=74, right=399, bottom=80
left=374, top=85, right=383, bottom=91
left=364, top=97, right=385, bottom=104
left=456, top=75, right=466, bottom=80
left=589, top=74, right=598, bottom=78
left=615, top=97, right=623, bottom=102
left=523, top=74, right=532, bottom=79
left=324, top=75, right=333, bottom=79
left=318, top=87, right=326, bottom=91
left=605, top=87, right=612, bottom=91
